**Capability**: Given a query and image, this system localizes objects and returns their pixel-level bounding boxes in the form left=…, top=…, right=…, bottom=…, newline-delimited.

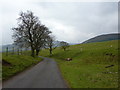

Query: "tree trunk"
left=64, top=48, right=66, bottom=51
left=36, top=49, right=40, bottom=56
left=31, top=47, right=35, bottom=57
left=49, top=47, right=52, bottom=56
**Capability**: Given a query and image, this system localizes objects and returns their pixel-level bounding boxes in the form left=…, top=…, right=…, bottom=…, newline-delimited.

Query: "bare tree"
left=34, top=24, right=51, bottom=56
left=45, top=36, right=58, bottom=56
left=12, top=11, right=51, bottom=57
left=60, top=41, right=69, bottom=51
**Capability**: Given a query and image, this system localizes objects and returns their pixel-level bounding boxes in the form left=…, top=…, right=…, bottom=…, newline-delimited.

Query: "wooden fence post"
left=12, top=47, right=14, bottom=55
left=6, top=47, right=8, bottom=56
left=17, top=48, right=19, bottom=55
left=21, top=48, right=22, bottom=55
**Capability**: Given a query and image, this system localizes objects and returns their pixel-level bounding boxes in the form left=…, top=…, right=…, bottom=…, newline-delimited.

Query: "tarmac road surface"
left=3, top=56, right=67, bottom=88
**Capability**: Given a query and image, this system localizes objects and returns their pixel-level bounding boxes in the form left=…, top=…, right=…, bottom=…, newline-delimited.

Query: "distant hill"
left=82, top=33, right=120, bottom=44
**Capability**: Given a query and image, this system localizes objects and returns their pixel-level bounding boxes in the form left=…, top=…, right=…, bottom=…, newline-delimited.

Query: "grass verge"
left=2, top=54, right=42, bottom=81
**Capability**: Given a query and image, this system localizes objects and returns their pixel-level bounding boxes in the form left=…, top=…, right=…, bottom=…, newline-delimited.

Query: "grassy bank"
left=40, top=40, right=119, bottom=88
left=0, top=53, right=1, bottom=82
left=2, top=53, right=42, bottom=80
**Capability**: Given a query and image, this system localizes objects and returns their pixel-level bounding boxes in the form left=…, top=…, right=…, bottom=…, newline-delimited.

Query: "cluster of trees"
left=12, top=11, right=69, bottom=57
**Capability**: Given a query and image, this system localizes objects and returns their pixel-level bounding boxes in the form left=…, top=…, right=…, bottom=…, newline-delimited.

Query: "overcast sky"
left=0, top=0, right=118, bottom=45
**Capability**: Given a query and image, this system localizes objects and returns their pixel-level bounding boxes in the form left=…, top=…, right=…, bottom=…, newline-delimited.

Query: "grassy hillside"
left=2, top=53, right=42, bottom=80
left=40, top=40, right=119, bottom=88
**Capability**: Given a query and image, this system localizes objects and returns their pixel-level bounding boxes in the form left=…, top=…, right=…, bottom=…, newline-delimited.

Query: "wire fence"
left=3, top=47, right=30, bottom=56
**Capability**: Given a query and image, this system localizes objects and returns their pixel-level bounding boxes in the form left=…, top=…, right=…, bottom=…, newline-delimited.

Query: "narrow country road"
left=3, top=56, right=68, bottom=88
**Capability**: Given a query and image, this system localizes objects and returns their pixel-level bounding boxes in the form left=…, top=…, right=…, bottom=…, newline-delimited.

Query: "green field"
left=40, top=40, right=119, bottom=88
left=2, top=52, right=42, bottom=80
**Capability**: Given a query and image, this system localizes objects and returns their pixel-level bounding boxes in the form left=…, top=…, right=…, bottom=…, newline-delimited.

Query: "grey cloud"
left=1, top=1, right=118, bottom=44
left=36, top=2, right=118, bottom=42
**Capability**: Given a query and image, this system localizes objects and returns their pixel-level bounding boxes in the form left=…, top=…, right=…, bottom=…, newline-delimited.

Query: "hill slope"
left=82, top=33, right=120, bottom=43
left=40, top=40, right=119, bottom=88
